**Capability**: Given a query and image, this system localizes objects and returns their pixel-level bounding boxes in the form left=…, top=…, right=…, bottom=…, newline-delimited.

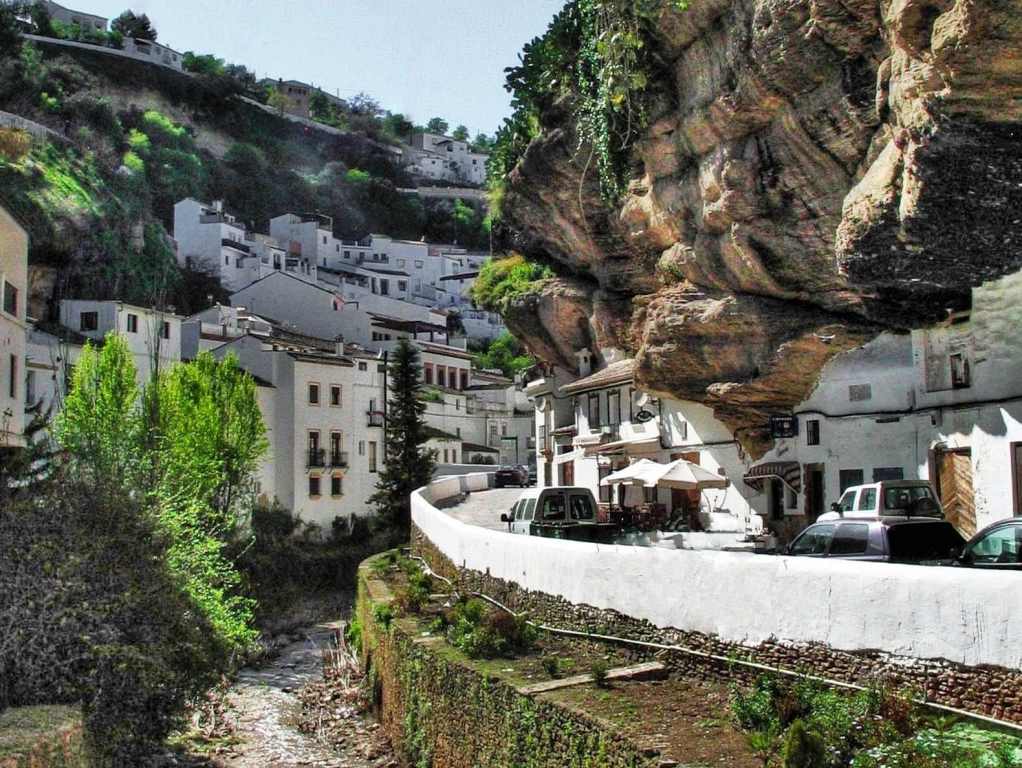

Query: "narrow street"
left=437, top=486, right=522, bottom=531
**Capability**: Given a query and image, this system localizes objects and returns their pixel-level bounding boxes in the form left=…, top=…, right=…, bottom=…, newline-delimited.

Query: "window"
left=607, top=390, right=621, bottom=425
left=398, top=281, right=407, bottom=292
left=358, top=440, right=365, bottom=456
left=126, top=313, right=138, bottom=333
left=460, top=370, right=469, bottom=390
left=830, top=524, right=869, bottom=555
left=415, top=260, right=423, bottom=268
left=358, top=362, right=368, bottom=372
left=786, top=485, right=798, bottom=509
left=369, top=441, right=378, bottom=472
left=442, top=449, right=449, bottom=463
left=967, top=525, right=1021, bottom=564
left=872, top=467, right=904, bottom=482
left=161, top=321, right=170, bottom=340
left=309, top=476, right=321, bottom=497
left=790, top=524, right=835, bottom=555
left=836, top=490, right=857, bottom=513
left=541, top=495, right=566, bottom=520
left=80, top=312, right=98, bottom=331
left=856, top=488, right=877, bottom=512
left=950, top=353, right=971, bottom=388
left=883, top=485, right=934, bottom=512
left=456, top=427, right=461, bottom=437
left=569, top=494, right=595, bottom=521
left=344, top=250, right=350, bottom=259
left=437, top=367, right=446, bottom=387
left=806, top=419, right=820, bottom=446
left=323, top=235, right=328, bottom=244
left=887, top=522, right=966, bottom=562
left=330, top=385, right=341, bottom=407
left=331, top=475, right=343, bottom=497
left=330, top=432, right=342, bottom=462
left=308, top=384, right=322, bottom=405
left=3, top=280, right=17, bottom=317
left=397, top=259, right=406, bottom=268
left=848, top=384, right=872, bottom=402
left=839, top=469, right=864, bottom=493
left=380, top=279, right=389, bottom=296
left=25, top=369, right=35, bottom=404
left=8, top=354, right=16, bottom=399
left=588, top=393, right=601, bottom=429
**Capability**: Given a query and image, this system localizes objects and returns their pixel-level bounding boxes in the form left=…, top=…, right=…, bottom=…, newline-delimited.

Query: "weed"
left=590, top=659, right=610, bottom=688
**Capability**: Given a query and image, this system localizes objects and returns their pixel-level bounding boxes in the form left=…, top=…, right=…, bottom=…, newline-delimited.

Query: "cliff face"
left=496, top=0, right=1022, bottom=456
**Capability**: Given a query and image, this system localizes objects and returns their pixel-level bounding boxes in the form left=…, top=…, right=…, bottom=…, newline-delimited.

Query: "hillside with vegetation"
left=0, top=8, right=491, bottom=316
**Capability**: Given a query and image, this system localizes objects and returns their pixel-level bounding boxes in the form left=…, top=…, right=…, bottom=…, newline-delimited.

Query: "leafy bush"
left=446, top=598, right=537, bottom=659
left=782, top=719, right=828, bottom=768
left=471, top=331, right=535, bottom=378
left=590, top=658, right=610, bottom=688
left=373, top=603, right=395, bottom=630
left=542, top=655, right=562, bottom=679
left=470, top=253, right=554, bottom=313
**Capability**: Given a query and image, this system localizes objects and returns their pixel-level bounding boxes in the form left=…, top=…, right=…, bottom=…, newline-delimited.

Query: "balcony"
left=367, top=411, right=385, bottom=428
left=307, top=448, right=326, bottom=468
left=221, top=238, right=251, bottom=254
left=331, top=451, right=349, bottom=468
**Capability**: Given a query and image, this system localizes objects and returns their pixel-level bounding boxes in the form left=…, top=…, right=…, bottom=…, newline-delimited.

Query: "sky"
left=82, top=0, right=566, bottom=138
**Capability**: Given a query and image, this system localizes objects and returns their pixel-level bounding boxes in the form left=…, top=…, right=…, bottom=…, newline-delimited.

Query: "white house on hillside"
left=406, top=133, right=488, bottom=186
left=213, top=334, right=387, bottom=530
left=0, top=203, right=28, bottom=447
left=59, top=300, right=183, bottom=387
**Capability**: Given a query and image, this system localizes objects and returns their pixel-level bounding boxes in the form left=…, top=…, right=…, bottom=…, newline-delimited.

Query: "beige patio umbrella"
left=599, top=459, right=660, bottom=486
left=638, top=459, right=730, bottom=490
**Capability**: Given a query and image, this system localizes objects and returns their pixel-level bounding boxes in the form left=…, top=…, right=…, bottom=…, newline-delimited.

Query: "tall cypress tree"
left=370, top=338, right=436, bottom=532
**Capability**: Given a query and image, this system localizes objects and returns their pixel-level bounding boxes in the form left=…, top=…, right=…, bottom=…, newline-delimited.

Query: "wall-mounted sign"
left=769, top=415, right=799, bottom=439
left=634, top=408, right=656, bottom=424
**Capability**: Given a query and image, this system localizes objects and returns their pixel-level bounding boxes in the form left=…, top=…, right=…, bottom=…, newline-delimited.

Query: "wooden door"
left=937, top=449, right=976, bottom=537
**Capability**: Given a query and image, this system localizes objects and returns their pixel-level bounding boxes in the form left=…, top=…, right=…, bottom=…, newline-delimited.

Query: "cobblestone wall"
left=356, top=560, right=661, bottom=768
left=413, top=526, right=1022, bottom=725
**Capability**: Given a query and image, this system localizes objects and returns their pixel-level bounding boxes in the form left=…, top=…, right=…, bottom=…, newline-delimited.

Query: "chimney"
left=335, top=335, right=344, bottom=356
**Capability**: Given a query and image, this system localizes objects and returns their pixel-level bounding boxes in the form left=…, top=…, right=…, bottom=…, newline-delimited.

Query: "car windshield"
left=969, top=525, right=1022, bottom=564
left=884, top=486, right=933, bottom=510
left=887, top=522, right=964, bottom=561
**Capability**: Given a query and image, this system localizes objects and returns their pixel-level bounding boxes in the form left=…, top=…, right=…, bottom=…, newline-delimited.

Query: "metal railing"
left=366, top=411, right=385, bottom=428
left=307, top=448, right=326, bottom=468
left=331, top=451, right=349, bottom=468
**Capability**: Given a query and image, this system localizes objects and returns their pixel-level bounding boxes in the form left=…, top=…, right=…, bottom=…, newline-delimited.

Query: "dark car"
left=494, top=465, right=527, bottom=488
left=785, top=517, right=965, bottom=564
left=954, top=519, right=1022, bottom=571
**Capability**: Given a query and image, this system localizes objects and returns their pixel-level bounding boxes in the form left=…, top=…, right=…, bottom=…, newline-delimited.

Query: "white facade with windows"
left=0, top=204, right=28, bottom=447
left=407, top=133, right=488, bottom=186
left=212, top=334, right=387, bottom=529
left=58, top=300, right=182, bottom=388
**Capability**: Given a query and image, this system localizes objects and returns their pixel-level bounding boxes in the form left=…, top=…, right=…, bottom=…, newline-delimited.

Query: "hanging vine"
left=490, top=0, right=687, bottom=210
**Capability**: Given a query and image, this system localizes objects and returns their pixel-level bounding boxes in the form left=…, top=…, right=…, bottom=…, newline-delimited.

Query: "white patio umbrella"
left=600, top=459, right=660, bottom=486
left=641, top=459, right=730, bottom=490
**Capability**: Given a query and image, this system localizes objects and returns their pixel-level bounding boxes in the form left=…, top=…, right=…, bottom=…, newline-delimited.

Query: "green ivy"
left=490, top=0, right=688, bottom=208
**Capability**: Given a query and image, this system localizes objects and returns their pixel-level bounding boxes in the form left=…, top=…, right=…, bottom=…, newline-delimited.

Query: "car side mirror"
left=500, top=513, right=510, bottom=523
left=958, top=549, right=973, bottom=565
left=830, top=503, right=842, bottom=513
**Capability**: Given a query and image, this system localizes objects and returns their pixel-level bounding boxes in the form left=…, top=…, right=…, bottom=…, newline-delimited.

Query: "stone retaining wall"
left=412, top=527, right=1022, bottom=725
left=356, top=559, right=661, bottom=768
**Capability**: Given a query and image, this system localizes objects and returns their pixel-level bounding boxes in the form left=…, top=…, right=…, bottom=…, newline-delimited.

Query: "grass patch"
left=0, top=705, right=81, bottom=759
left=470, top=253, right=554, bottom=313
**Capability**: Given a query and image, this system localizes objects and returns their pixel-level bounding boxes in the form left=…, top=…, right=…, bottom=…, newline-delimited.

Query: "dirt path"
left=199, top=618, right=395, bottom=768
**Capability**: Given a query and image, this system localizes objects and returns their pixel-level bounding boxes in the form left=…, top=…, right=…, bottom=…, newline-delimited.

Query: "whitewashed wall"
left=412, top=477, right=1022, bottom=669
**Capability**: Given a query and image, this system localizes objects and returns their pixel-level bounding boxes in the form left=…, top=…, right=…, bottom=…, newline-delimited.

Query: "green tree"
left=155, top=352, right=268, bottom=531
left=29, top=3, right=54, bottom=36
left=473, top=331, right=535, bottom=378
left=55, top=334, right=142, bottom=486
left=452, top=124, right=469, bottom=141
left=266, top=85, right=287, bottom=115
left=182, top=51, right=225, bottom=76
left=383, top=112, right=414, bottom=140
left=111, top=9, right=157, bottom=41
left=426, top=116, right=449, bottom=135
left=369, top=339, right=436, bottom=531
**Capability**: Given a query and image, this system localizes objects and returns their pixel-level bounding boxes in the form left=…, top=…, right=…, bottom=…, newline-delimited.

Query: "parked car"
left=785, top=517, right=965, bottom=564
left=494, top=465, right=528, bottom=488
left=954, top=518, right=1022, bottom=570
left=526, top=465, right=537, bottom=486
left=821, top=480, right=943, bottom=520
left=501, top=487, right=620, bottom=543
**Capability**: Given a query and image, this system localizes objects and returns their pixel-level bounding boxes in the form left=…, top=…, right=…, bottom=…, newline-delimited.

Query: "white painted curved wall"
left=412, top=476, right=1022, bottom=669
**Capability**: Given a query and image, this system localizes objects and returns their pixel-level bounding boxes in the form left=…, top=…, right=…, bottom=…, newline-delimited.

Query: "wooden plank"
left=518, top=661, right=666, bottom=696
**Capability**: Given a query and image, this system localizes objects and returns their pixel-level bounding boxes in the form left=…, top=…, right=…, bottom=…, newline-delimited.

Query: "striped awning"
left=743, top=461, right=802, bottom=494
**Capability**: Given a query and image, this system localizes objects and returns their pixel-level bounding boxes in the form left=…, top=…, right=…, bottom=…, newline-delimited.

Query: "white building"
left=0, top=204, right=28, bottom=448
left=36, top=0, right=106, bottom=32
left=212, top=334, right=387, bottom=529
left=58, top=300, right=183, bottom=387
left=174, top=199, right=310, bottom=292
left=406, top=133, right=488, bottom=186
left=24, top=324, right=85, bottom=435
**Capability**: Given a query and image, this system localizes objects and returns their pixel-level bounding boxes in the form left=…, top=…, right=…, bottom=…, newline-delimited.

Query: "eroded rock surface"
left=496, top=0, right=1022, bottom=456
